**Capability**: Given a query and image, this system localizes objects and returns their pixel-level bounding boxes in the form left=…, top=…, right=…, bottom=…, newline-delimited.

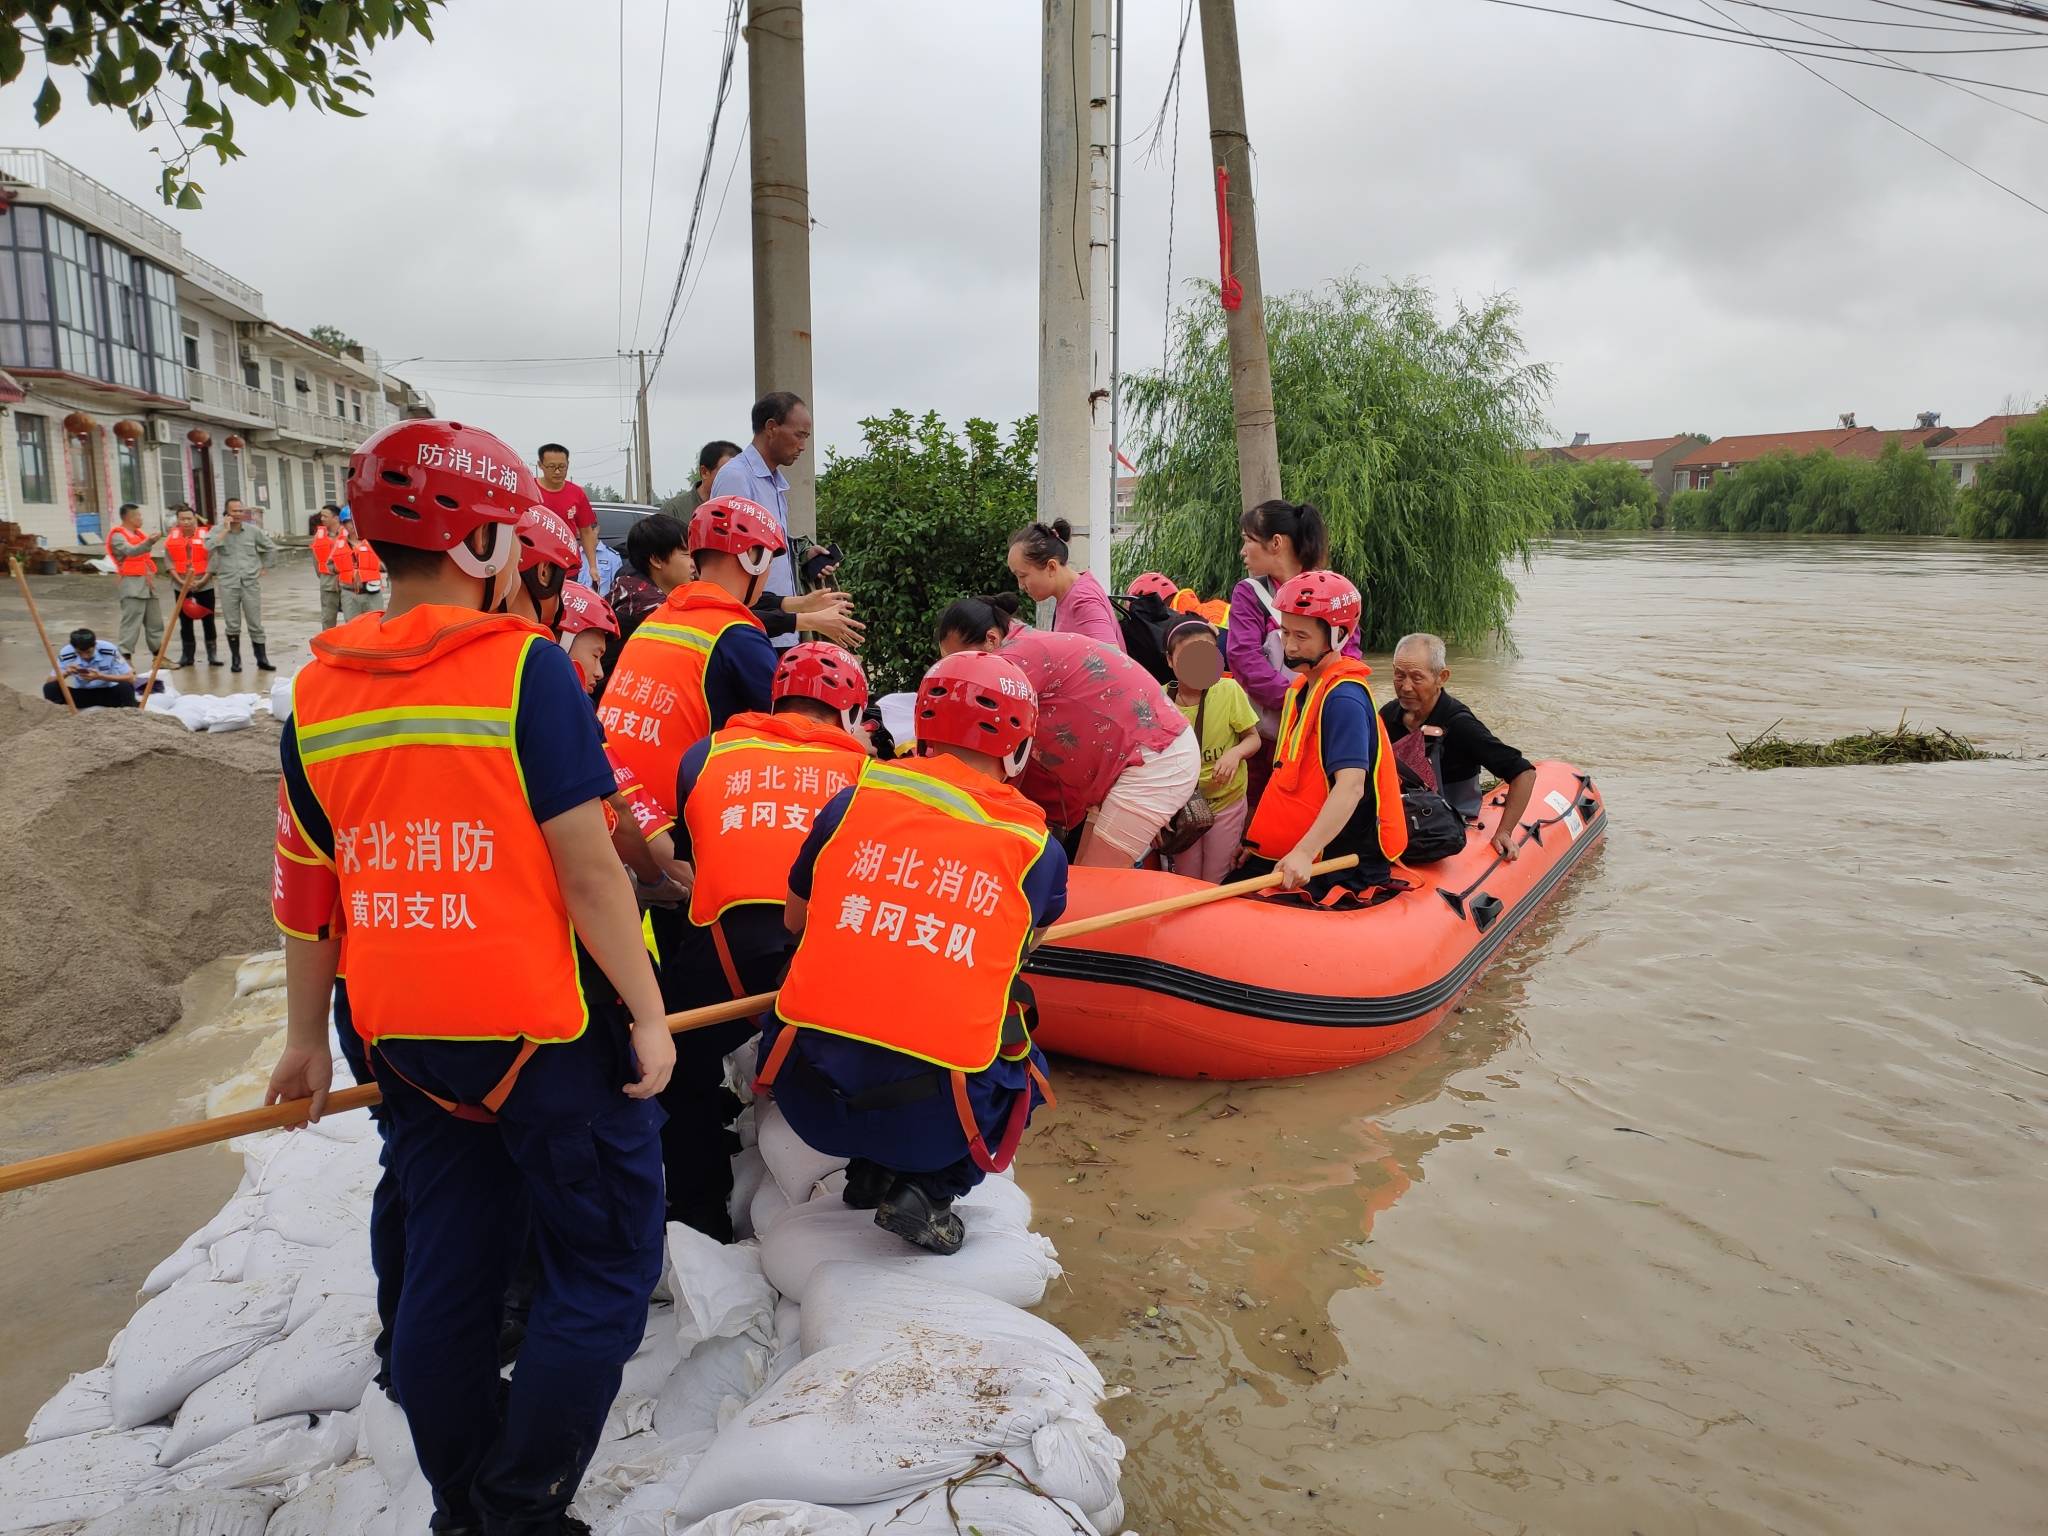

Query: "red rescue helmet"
left=1127, top=572, right=1178, bottom=603
left=555, top=582, right=619, bottom=639
left=772, top=641, right=870, bottom=733
left=346, top=419, right=534, bottom=580
left=915, top=651, right=1037, bottom=778
left=1273, top=569, right=1362, bottom=652
left=689, top=494, right=786, bottom=577
left=179, top=596, right=210, bottom=620
left=516, top=505, right=579, bottom=572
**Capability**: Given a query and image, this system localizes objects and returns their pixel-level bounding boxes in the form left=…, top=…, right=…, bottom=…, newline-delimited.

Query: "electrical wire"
left=1749, top=0, right=2048, bottom=124
left=1687, top=0, right=2048, bottom=215
left=644, top=0, right=745, bottom=386
left=1722, top=0, right=2046, bottom=31
left=1605, top=0, right=2048, bottom=48
left=630, top=0, right=677, bottom=347
left=1158, top=0, right=1192, bottom=444
left=616, top=0, right=628, bottom=432
left=670, top=119, right=750, bottom=349
left=1468, top=0, right=2048, bottom=95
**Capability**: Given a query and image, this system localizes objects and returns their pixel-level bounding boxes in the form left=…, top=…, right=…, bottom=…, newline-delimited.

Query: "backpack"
left=1114, top=593, right=1179, bottom=686
left=1395, top=727, right=1470, bottom=865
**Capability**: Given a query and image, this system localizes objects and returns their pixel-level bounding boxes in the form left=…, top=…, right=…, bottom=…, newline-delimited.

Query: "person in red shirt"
left=534, top=441, right=598, bottom=583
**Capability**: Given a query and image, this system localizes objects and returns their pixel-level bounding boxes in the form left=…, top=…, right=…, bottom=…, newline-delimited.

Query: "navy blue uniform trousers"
left=373, top=1022, right=666, bottom=1536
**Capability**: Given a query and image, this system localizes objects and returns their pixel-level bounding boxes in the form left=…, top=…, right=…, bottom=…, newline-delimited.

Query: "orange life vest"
left=163, top=528, right=210, bottom=582
left=603, top=581, right=765, bottom=819
left=312, top=528, right=339, bottom=576
left=107, top=525, right=154, bottom=577
left=349, top=542, right=383, bottom=588
left=684, top=710, right=867, bottom=927
left=290, top=605, right=590, bottom=1047
left=772, top=754, right=1048, bottom=1073
left=1245, top=656, right=1409, bottom=865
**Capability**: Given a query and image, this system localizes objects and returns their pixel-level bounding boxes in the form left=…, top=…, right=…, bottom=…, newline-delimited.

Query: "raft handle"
left=1469, top=894, right=1504, bottom=933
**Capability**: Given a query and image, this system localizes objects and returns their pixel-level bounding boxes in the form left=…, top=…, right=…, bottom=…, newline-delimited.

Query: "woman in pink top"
left=1006, top=519, right=1126, bottom=652
left=937, top=593, right=1199, bottom=868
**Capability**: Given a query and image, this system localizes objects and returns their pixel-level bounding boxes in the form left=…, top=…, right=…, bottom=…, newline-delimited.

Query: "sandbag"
left=354, top=1385, right=417, bottom=1495
left=653, top=1333, right=771, bottom=1443
left=749, top=1172, right=795, bottom=1239
left=663, top=1223, right=776, bottom=1350
left=111, top=1277, right=296, bottom=1428
left=759, top=1190, right=1060, bottom=1308
left=798, top=1263, right=1099, bottom=1394
left=672, top=1328, right=1121, bottom=1519
left=671, top=1504, right=862, bottom=1536
left=207, top=1229, right=255, bottom=1282
left=159, top=1351, right=268, bottom=1466
left=143, top=1410, right=357, bottom=1493
left=729, top=1145, right=770, bottom=1240
left=254, top=1295, right=379, bottom=1418
left=576, top=1432, right=712, bottom=1532
left=281, top=1239, right=378, bottom=1335
left=254, top=1179, right=370, bottom=1250
left=243, top=1230, right=326, bottom=1287
left=363, top=1471, right=433, bottom=1536
left=234, top=952, right=287, bottom=996
left=263, top=1461, right=390, bottom=1536
left=139, top=1242, right=209, bottom=1298
left=621, top=1304, right=686, bottom=1400
left=755, top=1100, right=847, bottom=1203
left=833, top=1484, right=1105, bottom=1535
left=76, top=1488, right=277, bottom=1536
left=24, top=1363, right=114, bottom=1444
left=0, top=1426, right=168, bottom=1532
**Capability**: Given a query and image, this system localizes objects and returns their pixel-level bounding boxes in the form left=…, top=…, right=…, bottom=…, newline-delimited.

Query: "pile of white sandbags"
left=3, top=1042, right=1126, bottom=1535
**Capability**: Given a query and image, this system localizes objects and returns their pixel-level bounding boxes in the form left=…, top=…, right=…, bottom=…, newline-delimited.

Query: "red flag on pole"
left=1215, top=167, right=1243, bottom=313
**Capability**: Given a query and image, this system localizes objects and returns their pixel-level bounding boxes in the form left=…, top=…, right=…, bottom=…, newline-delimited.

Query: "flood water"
left=1019, top=536, right=2048, bottom=1534
left=4, top=537, right=2045, bottom=1533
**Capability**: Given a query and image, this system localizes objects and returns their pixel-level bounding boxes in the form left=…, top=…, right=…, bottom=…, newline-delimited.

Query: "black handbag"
left=1397, top=728, right=1470, bottom=865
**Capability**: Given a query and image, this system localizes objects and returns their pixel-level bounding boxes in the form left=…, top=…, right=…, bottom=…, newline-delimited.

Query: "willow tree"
left=1118, top=278, right=1562, bottom=650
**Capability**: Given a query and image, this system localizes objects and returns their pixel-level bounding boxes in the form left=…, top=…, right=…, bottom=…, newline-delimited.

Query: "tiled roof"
left=1675, top=428, right=1869, bottom=468
left=1561, top=435, right=1697, bottom=464
left=1931, top=412, right=2035, bottom=452
left=1834, top=426, right=1954, bottom=459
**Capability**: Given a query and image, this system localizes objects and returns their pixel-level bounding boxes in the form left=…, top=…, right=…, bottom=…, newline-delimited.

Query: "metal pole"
left=1196, top=0, right=1281, bottom=511
left=747, top=0, right=816, bottom=538
left=634, top=350, right=655, bottom=503
left=1108, top=0, right=1125, bottom=558
left=1085, top=0, right=1114, bottom=587
left=1037, top=0, right=1090, bottom=551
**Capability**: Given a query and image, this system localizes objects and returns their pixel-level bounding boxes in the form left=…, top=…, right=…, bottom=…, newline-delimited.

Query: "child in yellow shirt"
left=1165, top=619, right=1261, bottom=882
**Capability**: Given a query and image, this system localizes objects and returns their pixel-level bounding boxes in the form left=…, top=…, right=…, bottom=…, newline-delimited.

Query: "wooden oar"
left=0, top=854, right=1358, bottom=1196
left=10, top=555, right=77, bottom=714
left=140, top=565, right=198, bottom=704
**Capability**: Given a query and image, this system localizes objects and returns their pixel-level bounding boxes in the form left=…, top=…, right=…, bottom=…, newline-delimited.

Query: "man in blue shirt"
left=46, top=628, right=136, bottom=708
left=708, top=391, right=862, bottom=653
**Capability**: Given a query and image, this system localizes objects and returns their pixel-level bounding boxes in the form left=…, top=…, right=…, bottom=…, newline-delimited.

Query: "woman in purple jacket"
left=1007, top=519, right=1127, bottom=652
left=1226, top=498, right=1362, bottom=807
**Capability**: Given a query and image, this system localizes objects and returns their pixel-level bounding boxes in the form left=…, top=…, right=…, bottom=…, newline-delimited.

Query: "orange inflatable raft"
left=1024, top=759, right=1605, bottom=1079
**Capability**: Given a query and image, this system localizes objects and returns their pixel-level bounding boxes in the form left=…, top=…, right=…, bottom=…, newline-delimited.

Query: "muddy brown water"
left=3, top=537, right=2045, bottom=1534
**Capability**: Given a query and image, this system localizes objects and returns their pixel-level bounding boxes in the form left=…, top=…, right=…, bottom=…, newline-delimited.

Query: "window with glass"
left=223, top=447, right=241, bottom=501
left=301, top=460, right=316, bottom=509
left=250, top=452, right=270, bottom=507
left=350, top=388, right=362, bottom=424
left=212, top=327, right=232, bottom=379
left=158, top=443, right=186, bottom=508
left=16, top=412, right=52, bottom=502
left=117, top=436, right=144, bottom=504
left=332, top=382, right=345, bottom=417
left=0, top=208, right=184, bottom=395
left=322, top=462, right=337, bottom=503
left=269, top=359, right=285, bottom=405
left=281, top=454, right=295, bottom=519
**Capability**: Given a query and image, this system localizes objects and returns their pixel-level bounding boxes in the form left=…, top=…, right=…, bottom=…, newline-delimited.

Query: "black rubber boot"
left=253, top=642, right=276, bottom=672
left=228, top=636, right=242, bottom=673
left=206, top=644, right=222, bottom=666
left=875, top=1181, right=965, bottom=1256
left=842, top=1158, right=893, bottom=1211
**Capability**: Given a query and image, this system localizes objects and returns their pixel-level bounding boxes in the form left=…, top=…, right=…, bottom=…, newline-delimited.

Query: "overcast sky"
left=12, top=0, right=2047, bottom=494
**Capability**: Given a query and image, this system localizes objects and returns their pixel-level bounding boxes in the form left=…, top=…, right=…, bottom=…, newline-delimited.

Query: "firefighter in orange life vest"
left=757, top=650, right=1068, bottom=1256
left=1238, top=569, right=1409, bottom=903
left=264, top=417, right=675, bottom=1535
left=105, top=501, right=165, bottom=659
left=660, top=641, right=871, bottom=1238
left=162, top=506, right=219, bottom=668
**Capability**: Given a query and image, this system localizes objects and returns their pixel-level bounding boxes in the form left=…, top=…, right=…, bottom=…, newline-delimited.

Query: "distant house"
left=1544, top=434, right=1702, bottom=502
left=1672, top=418, right=1955, bottom=492
left=1924, top=413, right=2035, bottom=488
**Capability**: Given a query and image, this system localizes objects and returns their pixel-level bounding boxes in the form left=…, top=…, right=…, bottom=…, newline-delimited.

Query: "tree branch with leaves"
left=1, top=1, right=440, bottom=207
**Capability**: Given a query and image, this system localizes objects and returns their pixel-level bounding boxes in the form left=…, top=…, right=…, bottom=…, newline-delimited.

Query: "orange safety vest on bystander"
left=312, top=527, right=339, bottom=576
left=602, top=581, right=765, bottom=818
left=1245, top=655, right=1408, bottom=866
left=163, top=527, right=210, bottom=582
left=107, top=525, right=155, bottom=577
left=289, top=605, right=591, bottom=1047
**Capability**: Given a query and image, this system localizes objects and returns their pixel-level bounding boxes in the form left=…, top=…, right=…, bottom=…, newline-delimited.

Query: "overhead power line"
left=1723, top=0, right=2048, bottom=31
left=631, top=0, right=678, bottom=347
left=1748, top=0, right=2048, bottom=125
left=645, top=0, right=746, bottom=388
left=1604, top=0, right=2048, bottom=48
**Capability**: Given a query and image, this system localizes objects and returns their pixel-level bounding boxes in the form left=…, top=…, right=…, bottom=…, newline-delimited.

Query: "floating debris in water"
left=1727, top=714, right=2002, bottom=770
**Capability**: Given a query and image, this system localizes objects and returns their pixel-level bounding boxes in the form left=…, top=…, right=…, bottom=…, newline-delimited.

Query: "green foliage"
left=1118, top=277, right=1559, bottom=650
left=1672, top=445, right=1955, bottom=536
left=1555, top=457, right=1657, bottom=531
left=307, top=323, right=356, bottom=352
left=1955, top=410, right=2048, bottom=539
left=818, top=410, right=1038, bottom=694
left=2, top=1, right=440, bottom=206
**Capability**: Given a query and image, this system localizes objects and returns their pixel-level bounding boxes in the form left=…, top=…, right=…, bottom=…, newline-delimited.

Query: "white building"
left=0, top=148, right=431, bottom=547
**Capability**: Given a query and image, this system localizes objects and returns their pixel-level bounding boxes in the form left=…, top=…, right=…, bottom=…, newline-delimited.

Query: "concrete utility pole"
left=629, top=349, right=655, bottom=503
left=1038, top=0, right=1091, bottom=566
left=1085, top=0, right=1114, bottom=587
left=747, top=0, right=816, bottom=537
left=1197, top=0, right=1282, bottom=510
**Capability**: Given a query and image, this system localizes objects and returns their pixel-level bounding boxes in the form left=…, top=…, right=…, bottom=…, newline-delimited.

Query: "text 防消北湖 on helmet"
left=915, top=651, right=1037, bottom=778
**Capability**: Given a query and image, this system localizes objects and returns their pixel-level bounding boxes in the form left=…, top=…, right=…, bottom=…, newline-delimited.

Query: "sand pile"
left=0, top=684, right=281, bottom=1084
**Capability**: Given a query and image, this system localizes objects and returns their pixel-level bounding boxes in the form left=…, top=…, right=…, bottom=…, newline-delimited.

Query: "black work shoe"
left=841, top=1158, right=892, bottom=1211
left=253, top=643, right=276, bottom=672
left=875, top=1181, right=965, bottom=1255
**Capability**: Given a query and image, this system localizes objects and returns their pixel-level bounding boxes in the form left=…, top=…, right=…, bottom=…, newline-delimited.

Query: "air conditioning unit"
left=149, top=417, right=174, bottom=445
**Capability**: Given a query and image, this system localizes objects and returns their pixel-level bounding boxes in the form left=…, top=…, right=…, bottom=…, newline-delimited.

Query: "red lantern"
left=62, top=412, right=93, bottom=438
left=112, top=419, right=143, bottom=443
left=224, top=433, right=246, bottom=452
left=186, top=428, right=211, bottom=448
